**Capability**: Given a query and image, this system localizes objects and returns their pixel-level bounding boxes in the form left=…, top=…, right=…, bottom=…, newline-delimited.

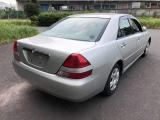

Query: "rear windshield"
left=41, top=17, right=109, bottom=42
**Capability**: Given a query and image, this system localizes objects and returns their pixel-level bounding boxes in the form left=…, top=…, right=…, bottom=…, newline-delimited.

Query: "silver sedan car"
left=13, top=13, right=151, bottom=102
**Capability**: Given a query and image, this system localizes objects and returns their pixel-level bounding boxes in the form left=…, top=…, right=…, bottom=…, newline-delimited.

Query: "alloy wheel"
left=110, top=68, right=120, bottom=91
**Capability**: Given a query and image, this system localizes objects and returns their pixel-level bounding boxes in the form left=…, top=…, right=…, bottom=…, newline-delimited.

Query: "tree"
left=31, top=0, right=38, bottom=3
left=24, top=0, right=40, bottom=18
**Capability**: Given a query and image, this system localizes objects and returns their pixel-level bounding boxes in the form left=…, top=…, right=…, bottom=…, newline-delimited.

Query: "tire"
left=142, top=41, right=150, bottom=57
left=101, top=64, right=121, bottom=96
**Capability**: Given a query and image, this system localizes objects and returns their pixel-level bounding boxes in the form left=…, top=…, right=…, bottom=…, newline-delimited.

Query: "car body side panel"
left=137, top=31, right=151, bottom=54
left=116, top=35, right=138, bottom=68
left=79, top=41, right=123, bottom=92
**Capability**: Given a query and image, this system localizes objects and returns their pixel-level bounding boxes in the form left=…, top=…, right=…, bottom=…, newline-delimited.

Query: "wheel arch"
left=116, top=60, right=123, bottom=75
left=148, top=37, right=151, bottom=45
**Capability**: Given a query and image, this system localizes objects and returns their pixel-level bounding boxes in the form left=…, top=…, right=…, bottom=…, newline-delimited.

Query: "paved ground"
left=0, top=29, right=160, bottom=120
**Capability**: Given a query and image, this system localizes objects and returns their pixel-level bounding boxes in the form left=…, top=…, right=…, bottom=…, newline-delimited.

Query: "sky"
left=0, top=0, right=16, bottom=5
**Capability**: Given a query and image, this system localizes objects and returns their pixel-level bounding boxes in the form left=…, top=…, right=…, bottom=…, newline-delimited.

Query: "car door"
left=128, top=18, right=146, bottom=56
left=116, top=16, right=139, bottom=68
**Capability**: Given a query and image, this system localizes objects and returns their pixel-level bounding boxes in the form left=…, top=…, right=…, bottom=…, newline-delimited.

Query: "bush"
left=24, top=2, right=40, bottom=18
left=30, top=15, right=38, bottom=25
left=36, top=12, right=72, bottom=26
left=31, top=11, right=98, bottom=26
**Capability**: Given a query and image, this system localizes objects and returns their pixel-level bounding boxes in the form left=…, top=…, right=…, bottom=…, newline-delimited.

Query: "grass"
left=0, top=19, right=32, bottom=26
left=139, top=17, right=160, bottom=29
left=0, top=19, right=38, bottom=44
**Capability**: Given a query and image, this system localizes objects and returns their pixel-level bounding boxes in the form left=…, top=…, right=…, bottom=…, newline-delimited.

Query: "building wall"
left=39, top=1, right=160, bottom=10
left=17, top=2, right=24, bottom=10
left=17, top=1, right=160, bottom=16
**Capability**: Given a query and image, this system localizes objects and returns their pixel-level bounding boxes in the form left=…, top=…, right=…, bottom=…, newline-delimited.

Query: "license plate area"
left=23, top=48, right=49, bottom=68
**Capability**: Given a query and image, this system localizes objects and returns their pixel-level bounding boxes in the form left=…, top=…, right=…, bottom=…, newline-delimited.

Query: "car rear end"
left=13, top=39, right=100, bottom=101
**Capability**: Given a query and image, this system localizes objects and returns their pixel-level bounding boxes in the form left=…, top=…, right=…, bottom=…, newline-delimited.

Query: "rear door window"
left=129, top=18, right=142, bottom=33
left=117, top=17, right=133, bottom=38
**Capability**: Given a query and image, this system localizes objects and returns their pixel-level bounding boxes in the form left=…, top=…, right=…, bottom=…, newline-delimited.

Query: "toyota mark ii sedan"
left=13, top=13, right=151, bottom=102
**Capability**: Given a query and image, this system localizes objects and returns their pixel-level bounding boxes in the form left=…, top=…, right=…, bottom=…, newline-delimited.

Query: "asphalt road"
left=0, top=29, right=160, bottom=120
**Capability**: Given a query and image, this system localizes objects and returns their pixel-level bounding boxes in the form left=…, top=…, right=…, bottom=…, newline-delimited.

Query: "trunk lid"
left=17, top=35, right=95, bottom=74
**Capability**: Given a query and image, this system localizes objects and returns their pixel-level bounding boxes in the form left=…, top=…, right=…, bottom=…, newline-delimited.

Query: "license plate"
left=24, top=48, right=49, bottom=67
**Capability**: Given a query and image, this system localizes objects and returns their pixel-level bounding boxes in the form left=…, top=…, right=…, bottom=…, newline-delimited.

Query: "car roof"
left=69, top=13, right=129, bottom=19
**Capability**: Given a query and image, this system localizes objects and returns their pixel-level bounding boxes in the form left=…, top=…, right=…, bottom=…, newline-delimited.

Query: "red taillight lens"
left=63, top=53, right=91, bottom=68
left=56, top=53, right=92, bottom=79
left=13, top=41, right=17, bottom=54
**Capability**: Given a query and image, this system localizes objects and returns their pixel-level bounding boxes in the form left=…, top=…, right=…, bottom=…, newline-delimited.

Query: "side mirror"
left=142, top=26, right=147, bottom=31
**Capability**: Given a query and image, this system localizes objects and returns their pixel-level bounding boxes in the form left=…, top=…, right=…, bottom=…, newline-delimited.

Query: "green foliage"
left=24, top=2, right=40, bottom=18
left=0, top=20, right=38, bottom=44
left=0, top=10, right=6, bottom=18
left=36, top=12, right=72, bottom=26
left=0, top=9, right=26, bottom=19
left=34, top=11, right=97, bottom=26
left=0, top=19, right=31, bottom=25
left=31, top=0, right=38, bottom=3
left=30, top=15, right=38, bottom=25
left=139, top=17, right=160, bottom=29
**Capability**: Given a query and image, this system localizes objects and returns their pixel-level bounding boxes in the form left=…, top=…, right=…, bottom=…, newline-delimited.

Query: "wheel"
left=101, top=64, right=121, bottom=96
left=142, top=41, right=150, bottom=57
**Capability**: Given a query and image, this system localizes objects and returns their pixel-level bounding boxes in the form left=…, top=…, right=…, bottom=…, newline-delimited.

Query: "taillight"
left=56, top=53, right=92, bottom=79
left=13, top=41, right=17, bottom=54
left=63, top=53, right=91, bottom=68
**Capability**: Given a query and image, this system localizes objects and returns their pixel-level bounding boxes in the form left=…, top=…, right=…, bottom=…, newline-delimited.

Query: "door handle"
left=120, top=42, right=127, bottom=48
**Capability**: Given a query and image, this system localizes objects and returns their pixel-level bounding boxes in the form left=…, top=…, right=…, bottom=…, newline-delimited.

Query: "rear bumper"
left=13, top=60, right=100, bottom=102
